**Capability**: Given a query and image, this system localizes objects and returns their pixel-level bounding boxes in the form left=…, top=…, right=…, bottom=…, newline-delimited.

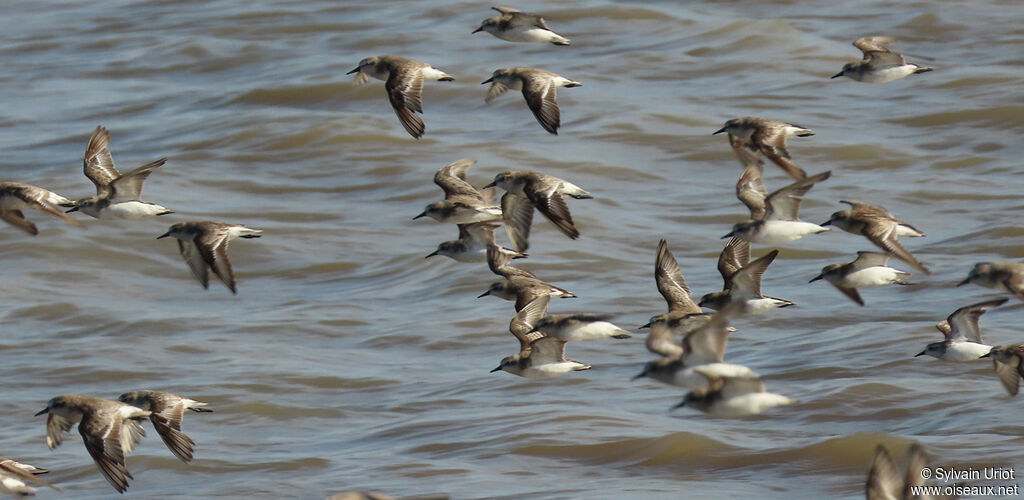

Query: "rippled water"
left=1, top=0, right=1023, bottom=498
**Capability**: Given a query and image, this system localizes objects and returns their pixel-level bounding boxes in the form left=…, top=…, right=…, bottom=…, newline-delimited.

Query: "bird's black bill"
left=481, top=78, right=494, bottom=85
left=412, top=212, right=427, bottom=220
left=914, top=350, right=926, bottom=357
left=424, top=251, right=439, bottom=259
left=472, top=27, right=483, bottom=34
left=477, top=291, right=490, bottom=298
left=34, top=408, right=48, bottom=416
left=65, top=206, right=79, bottom=213
left=956, top=278, right=970, bottom=287
left=489, top=366, right=502, bottom=373
left=809, top=274, right=823, bottom=283
left=482, top=181, right=496, bottom=188
left=156, top=231, right=171, bottom=239
left=712, top=127, right=727, bottom=135
left=830, top=72, right=844, bottom=79
left=346, top=67, right=360, bottom=75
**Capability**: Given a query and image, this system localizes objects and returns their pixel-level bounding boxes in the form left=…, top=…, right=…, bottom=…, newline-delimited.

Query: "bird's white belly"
left=752, top=221, right=827, bottom=244
left=944, top=342, right=992, bottom=362
left=710, top=393, right=796, bottom=417
left=547, top=321, right=628, bottom=341
left=840, top=267, right=903, bottom=287
left=675, top=363, right=756, bottom=391
left=857, top=65, right=918, bottom=83
left=744, top=297, right=789, bottom=315
left=523, top=361, right=588, bottom=378
left=100, top=201, right=170, bottom=219
left=496, top=27, right=558, bottom=43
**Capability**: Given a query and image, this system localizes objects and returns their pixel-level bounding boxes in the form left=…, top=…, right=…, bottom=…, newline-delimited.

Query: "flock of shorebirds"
left=0, top=5, right=1019, bottom=498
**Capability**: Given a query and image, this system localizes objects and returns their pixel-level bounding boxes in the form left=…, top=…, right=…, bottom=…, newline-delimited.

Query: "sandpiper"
left=916, top=298, right=1008, bottom=361
left=736, top=163, right=768, bottom=219
left=643, top=239, right=719, bottom=357
left=833, top=37, right=932, bottom=83
left=723, top=171, right=832, bottom=245
left=481, top=243, right=575, bottom=310
left=714, top=117, right=814, bottom=180
left=484, top=170, right=591, bottom=248
left=671, top=367, right=796, bottom=417
left=866, top=444, right=930, bottom=500
left=117, top=390, right=212, bottom=463
left=635, top=304, right=750, bottom=391
left=531, top=310, right=632, bottom=342
left=347, top=55, right=454, bottom=138
left=472, top=6, right=570, bottom=45
left=415, top=158, right=503, bottom=225
left=981, top=344, right=1024, bottom=396
left=35, top=395, right=151, bottom=493
left=0, top=182, right=82, bottom=235
left=957, top=261, right=1024, bottom=301
left=68, top=126, right=172, bottom=219
left=157, top=221, right=262, bottom=294
left=699, top=240, right=793, bottom=314
left=810, top=251, right=912, bottom=306
left=426, top=223, right=525, bottom=262
left=491, top=336, right=590, bottom=378
left=822, top=200, right=929, bottom=274
left=483, top=68, right=581, bottom=135
left=0, top=457, right=59, bottom=495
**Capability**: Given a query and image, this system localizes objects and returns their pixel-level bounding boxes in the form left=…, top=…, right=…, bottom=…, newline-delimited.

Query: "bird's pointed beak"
left=65, top=206, right=79, bottom=213
left=632, top=371, right=646, bottom=381
left=472, top=27, right=483, bottom=34
left=914, top=350, right=926, bottom=357
left=477, top=290, right=491, bottom=298
left=490, top=366, right=502, bottom=373
left=721, top=231, right=735, bottom=239
left=34, top=408, right=49, bottom=416
left=809, top=274, right=823, bottom=283
left=981, top=350, right=993, bottom=358
left=481, top=77, right=494, bottom=85
left=956, top=277, right=970, bottom=287
left=482, top=181, right=496, bottom=188
left=669, top=400, right=686, bottom=412
left=156, top=231, right=171, bottom=239
left=346, top=67, right=360, bottom=75
left=820, top=219, right=832, bottom=226
left=638, top=322, right=651, bottom=329
left=712, top=127, right=727, bottom=135
left=831, top=71, right=844, bottom=79
left=425, top=250, right=439, bottom=259
left=413, top=211, right=427, bottom=220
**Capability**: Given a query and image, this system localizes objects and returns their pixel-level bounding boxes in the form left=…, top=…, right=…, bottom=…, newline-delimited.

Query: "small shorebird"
left=0, top=182, right=82, bottom=235
left=68, top=125, right=172, bottom=219
left=117, top=390, right=212, bottom=463
left=492, top=295, right=591, bottom=377
left=426, top=223, right=524, bottom=262
left=415, top=158, right=502, bottom=224
left=810, top=251, right=912, bottom=306
left=348, top=55, right=454, bottom=138
left=981, top=345, right=1024, bottom=396
left=0, top=457, right=60, bottom=495
left=699, top=239, right=793, bottom=314
left=635, top=304, right=751, bottom=391
left=957, top=261, right=1024, bottom=301
left=714, top=117, right=814, bottom=180
left=671, top=367, right=795, bottom=417
left=822, top=200, right=929, bottom=274
left=833, top=37, right=932, bottom=83
left=481, top=243, right=575, bottom=311
left=642, top=239, right=716, bottom=358
left=483, top=68, right=581, bottom=135
left=35, top=395, right=151, bottom=493
left=723, top=171, right=832, bottom=245
left=484, top=170, right=591, bottom=249
left=916, top=298, right=1007, bottom=361
left=472, top=6, right=570, bottom=45
left=865, top=444, right=933, bottom=500
left=158, top=221, right=262, bottom=294
left=736, top=163, right=768, bottom=220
